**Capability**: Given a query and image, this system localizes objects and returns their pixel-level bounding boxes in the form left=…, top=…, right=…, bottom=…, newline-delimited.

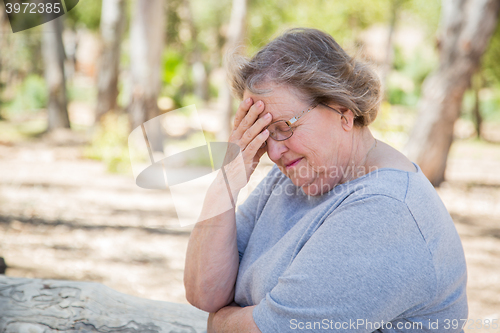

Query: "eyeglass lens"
left=268, top=121, right=293, bottom=141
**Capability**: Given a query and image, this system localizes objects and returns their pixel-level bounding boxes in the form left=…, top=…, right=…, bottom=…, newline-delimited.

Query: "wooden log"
left=0, top=276, right=208, bottom=333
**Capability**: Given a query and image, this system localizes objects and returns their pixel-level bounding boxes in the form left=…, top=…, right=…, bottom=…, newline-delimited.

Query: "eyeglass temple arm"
left=319, top=103, right=343, bottom=116
left=285, top=103, right=320, bottom=126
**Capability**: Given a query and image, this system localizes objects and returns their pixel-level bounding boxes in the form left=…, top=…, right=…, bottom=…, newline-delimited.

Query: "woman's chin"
left=277, top=166, right=335, bottom=195
left=288, top=176, right=322, bottom=196
left=301, top=183, right=327, bottom=196
left=293, top=176, right=338, bottom=196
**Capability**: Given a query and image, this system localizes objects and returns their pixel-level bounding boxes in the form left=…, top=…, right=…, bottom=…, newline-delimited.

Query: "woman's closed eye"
left=267, top=120, right=294, bottom=141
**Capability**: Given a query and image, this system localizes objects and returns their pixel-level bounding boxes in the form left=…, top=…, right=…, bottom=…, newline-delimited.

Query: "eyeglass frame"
left=264, top=102, right=344, bottom=142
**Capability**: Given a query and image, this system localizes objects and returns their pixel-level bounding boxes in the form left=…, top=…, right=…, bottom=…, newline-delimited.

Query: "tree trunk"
left=95, top=0, right=126, bottom=123
left=181, top=0, right=209, bottom=102
left=42, top=17, right=70, bottom=131
left=219, top=0, right=247, bottom=141
left=0, top=6, right=4, bottom=120
left=404, top=0, right=500, bottom=186
left=0, top=2, right=4, bottom=29
left=472, top=74, right=483, bottom=138
left=128, top=0, right=165, bottom=151
left=380, top=0, right=402, bottom=89
left=0, top=276, right=208, bottom=332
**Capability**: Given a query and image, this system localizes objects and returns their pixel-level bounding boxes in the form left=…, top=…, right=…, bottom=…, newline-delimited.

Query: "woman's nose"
left=266, top=138, right=288, bottom=162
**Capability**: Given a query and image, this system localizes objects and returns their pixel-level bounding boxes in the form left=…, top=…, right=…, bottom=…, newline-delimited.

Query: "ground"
left=0, top=129, right=499, bottom=332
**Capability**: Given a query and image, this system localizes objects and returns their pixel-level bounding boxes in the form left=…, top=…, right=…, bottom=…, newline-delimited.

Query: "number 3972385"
left=5, top=2, right=62, bottom=14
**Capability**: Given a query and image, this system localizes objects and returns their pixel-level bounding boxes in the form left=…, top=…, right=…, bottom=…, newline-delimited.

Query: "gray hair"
left=225, top=28, right=382, bottom=127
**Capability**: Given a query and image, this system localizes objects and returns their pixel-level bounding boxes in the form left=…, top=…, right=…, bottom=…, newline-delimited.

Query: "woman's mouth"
left=285, top=158, right=303, bottom=169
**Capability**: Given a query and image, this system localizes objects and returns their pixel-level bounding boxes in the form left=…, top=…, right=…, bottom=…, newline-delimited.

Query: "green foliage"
left=403, top=52, right=436, bottom=90
left=67, top=83, right=96, bottom=103
left=480, top=92, right=500, bottom=122
left=155, top=0, right=447, bottom=117
left=190, top=0, right=231, bottom=55
left=464, top=20, right=500, bottom=124
left=387, top=46, right=437, bottom=107
left=0, top=118, right=46, bottom=142
left=161, top=49, right=189, bottom=107
left=160, top=50, right=209, bottom=108
left=165, top=0, right=184, bottom=48
left=370, top=101, right=416, bottom=150
left=179, top=93, right=204, bottom=109
left=392, top=46, right=406, bottom=71
left=162, top=50, right=186, bottom=85
left=65, top=0, right=102, bottom=30
left=482, top=22, right=500, bottom=86
left=387, top=86, right=410, bottom=106
left=247, top=0, right=391, bottom=52
left=4, top=75, right=47, bottom=116
left=403, top=0, right=441, bottom=37
left=0, top=32, right=43, bottom=79
left=84, top=113, right=132, bottom=174
left=462, top=87, right=500, bottom=123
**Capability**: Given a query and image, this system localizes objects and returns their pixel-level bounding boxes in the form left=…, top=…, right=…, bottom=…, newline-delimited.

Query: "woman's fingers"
left=233, top=97, right=253, bottom=129
left=243, top=129, right=269, bottom=160
left=232, top=100, right=265, bottom=140
left=228, top=98, right=271, bottom=181
left=223, top=129, right=268, bottom=186
left=239, top=112, right=272, bottom=148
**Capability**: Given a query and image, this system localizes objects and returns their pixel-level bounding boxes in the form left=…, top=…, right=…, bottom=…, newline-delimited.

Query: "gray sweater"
left=234, top=164, right=467, bottom=332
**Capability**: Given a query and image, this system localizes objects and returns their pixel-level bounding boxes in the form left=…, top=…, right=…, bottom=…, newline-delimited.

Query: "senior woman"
left=184, top=28, right=467, bottom=332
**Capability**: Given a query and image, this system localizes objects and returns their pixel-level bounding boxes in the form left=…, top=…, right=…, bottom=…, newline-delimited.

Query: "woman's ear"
left=339, top=107, right=355, bottom=131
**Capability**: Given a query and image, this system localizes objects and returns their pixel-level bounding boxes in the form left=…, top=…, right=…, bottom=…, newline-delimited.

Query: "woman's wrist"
left=210, top=303, right=240, bottom=332
left=208, top=303, right=260, bottom=333
left=195, top=170, right=240, bottom=224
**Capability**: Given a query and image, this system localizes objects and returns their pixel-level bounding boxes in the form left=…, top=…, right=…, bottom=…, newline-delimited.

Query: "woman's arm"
left=184, top=98, right=271, bottom=313
left=208, top=304, right=261, bottom=333
left=184, top=181, right=240, bottom=313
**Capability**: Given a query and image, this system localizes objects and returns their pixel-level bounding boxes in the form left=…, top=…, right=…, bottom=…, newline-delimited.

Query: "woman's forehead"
left=244, top=86, right=308, bottom=119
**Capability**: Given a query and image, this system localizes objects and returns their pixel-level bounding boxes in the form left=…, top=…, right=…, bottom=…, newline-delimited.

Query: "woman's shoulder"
left=370, top=140, right=417, bottom=173
left=346, top=140, right=430, bottom=202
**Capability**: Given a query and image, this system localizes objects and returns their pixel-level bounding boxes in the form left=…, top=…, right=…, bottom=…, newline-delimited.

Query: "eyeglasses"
left=265, top=103, right=343, bottom=141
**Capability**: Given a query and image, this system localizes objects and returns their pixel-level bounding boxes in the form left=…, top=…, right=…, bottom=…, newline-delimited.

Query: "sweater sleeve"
left=252, top=195, right=438, bottom=333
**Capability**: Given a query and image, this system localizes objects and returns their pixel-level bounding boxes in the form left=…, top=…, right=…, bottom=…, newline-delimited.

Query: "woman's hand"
left=206, top=303, right=261, bottom=333
left=226, top=98, right=272, bottom=184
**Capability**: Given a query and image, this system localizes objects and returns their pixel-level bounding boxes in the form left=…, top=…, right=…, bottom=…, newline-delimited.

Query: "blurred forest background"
left=0, top=0, right=500, bottom=329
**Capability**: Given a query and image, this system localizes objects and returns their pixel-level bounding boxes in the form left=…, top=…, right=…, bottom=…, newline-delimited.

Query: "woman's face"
left=243, top=84, right=353, bottom=196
